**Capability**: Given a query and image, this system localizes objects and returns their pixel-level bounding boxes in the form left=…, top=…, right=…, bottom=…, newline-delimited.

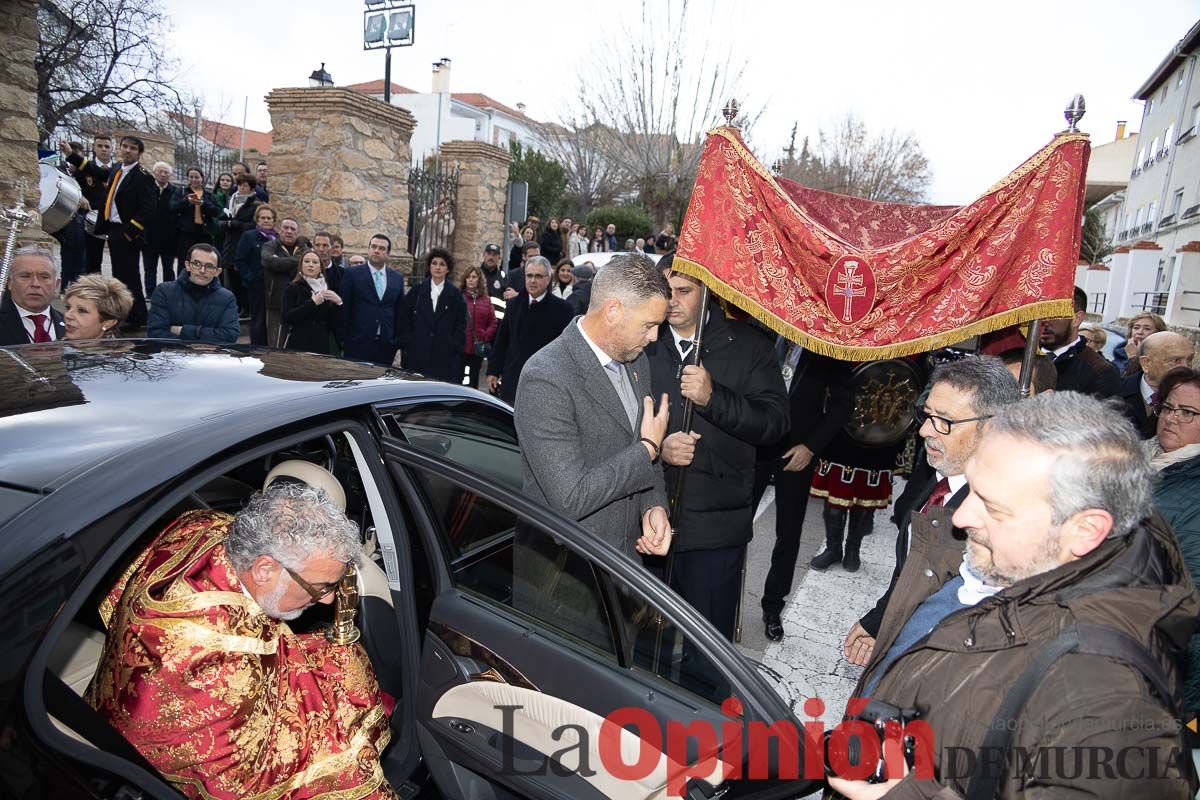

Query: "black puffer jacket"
left=646, top=307, right=789, bottom=551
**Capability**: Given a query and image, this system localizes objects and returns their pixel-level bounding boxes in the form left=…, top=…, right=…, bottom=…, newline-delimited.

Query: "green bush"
left=584, top=205, right=654, bottom=246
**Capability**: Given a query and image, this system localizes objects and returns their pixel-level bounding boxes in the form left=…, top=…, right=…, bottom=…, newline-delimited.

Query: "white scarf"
left=304, top=275, right=327, bottom=293
left=1143, top=438, right=1200, bottom=471
left=958, top=557, right=1004, bottom=606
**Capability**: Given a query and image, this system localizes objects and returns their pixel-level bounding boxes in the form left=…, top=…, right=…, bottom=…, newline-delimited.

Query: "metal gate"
left=407, top=162, right=460, bottom=277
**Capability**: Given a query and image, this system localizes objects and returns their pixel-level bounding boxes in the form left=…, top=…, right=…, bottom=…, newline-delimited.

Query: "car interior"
left=42, top=428, right=423, bottom=790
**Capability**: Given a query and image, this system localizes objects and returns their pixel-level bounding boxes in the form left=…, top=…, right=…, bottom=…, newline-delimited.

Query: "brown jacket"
left=843, top=505, right=1198, bottom=799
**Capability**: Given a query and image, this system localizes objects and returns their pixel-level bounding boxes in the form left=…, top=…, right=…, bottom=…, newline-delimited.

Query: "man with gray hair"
left=487, top=255, right=573, bottom=403
left=0, top=245, right=65, bottom=345
left=844, top=355, right=1019, bottom=658
left=88, top=481, right=395, bottom=799
left=515, top=252, right=673, bottom=556
left=830, top=392, right=1198, bottom=799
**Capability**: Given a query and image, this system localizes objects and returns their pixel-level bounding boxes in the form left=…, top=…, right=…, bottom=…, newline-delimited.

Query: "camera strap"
left=965, top=622, right=1196, bottom=800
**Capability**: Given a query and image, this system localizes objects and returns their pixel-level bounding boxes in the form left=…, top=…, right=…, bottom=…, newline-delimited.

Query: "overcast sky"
left=163, top=0, right=1198, bottom=204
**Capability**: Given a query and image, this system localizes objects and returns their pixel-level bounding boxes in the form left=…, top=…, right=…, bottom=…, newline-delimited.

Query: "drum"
left=83, top=210, right=105, bottom=240
left=843, top=358, right=925, bottom=447
left=38, top=162, right=82, bottom=234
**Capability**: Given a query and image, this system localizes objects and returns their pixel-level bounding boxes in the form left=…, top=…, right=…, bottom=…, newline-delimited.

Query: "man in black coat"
left=842, top=355, right=1019, bottom=665
left=752, top=335, right=853, bottom=641
left=1042, top=286, right=1119, bottom=398
left=67, top=134, right=115, bottom=275
left=142, top=162, right=178, bottom=299
left=487, top=256, right=573, bottom=404
left=396, top=247, right=467, bottom=383
left=647, top=274, right=789, bottom=641
left=0, top=246, right=65, bottom=345
left=480, top=243, right=507, bottom=300
left=64, top=135, right=156, bottom=327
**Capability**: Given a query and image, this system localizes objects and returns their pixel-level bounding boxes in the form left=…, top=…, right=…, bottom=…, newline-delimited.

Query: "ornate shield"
left=844, top=358, right=924, bottom=446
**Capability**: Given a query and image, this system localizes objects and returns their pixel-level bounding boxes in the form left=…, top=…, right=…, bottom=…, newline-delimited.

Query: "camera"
left=824, top=699, right=922, bottom=784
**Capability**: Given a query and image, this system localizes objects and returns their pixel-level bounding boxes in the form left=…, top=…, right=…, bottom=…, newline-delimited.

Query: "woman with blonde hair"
left=63, top=274, right=134, bottom=340
left=1114, top=311, right=1167, bottom=375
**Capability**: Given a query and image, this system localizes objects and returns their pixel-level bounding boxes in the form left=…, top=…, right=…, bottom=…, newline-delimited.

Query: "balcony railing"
left=1131, top=292, right=1169, bottom=315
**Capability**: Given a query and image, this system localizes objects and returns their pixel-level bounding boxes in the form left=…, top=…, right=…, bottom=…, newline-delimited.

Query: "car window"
left=611, top=580, right=731, bottom=708
left=409, top=465, right=615, bottom=659
left=382, top=401, right=522, bottom=492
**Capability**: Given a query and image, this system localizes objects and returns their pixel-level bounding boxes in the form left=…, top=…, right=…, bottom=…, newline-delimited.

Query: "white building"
left=346, top=62, right=541, bottom=162
left=1097, top=18, right=1200, bottom=329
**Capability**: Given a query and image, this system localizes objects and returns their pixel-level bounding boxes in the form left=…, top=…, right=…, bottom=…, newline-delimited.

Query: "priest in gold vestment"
left=87, top=480, right=396, bottom=799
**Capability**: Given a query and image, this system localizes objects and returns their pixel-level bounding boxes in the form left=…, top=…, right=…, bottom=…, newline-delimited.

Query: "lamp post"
left=308, top=63, right=334, bottom=88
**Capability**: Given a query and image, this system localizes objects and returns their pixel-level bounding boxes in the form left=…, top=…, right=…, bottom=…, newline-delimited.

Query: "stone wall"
left=113, top=129, right=177, bottom=173
left=0, top=0, right=43, bottom=242
left=439, top=140, right=511, bottom=280
left=266, top=87, right=416, bottom=273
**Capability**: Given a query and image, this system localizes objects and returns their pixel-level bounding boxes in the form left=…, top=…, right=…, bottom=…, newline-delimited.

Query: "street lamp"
left=308, top=63, right=334, bottom=88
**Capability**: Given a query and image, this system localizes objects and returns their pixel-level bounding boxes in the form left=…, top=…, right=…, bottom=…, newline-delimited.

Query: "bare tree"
left=152, top=92, right=235, bottom=178
left=566, top=0, right=754, bottom=226
left=782, top=113, right=932, bottom=203
left=535, top=121, right=627, bottom=214
left=36, top=0, right=180, bottom=141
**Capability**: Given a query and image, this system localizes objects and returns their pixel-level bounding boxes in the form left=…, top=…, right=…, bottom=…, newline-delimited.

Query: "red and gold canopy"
left=673, top=127, right=1090, bottom=360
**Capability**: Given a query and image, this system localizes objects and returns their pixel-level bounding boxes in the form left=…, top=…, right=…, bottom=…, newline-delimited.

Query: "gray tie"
left=605, top=360, right=638, bottom=431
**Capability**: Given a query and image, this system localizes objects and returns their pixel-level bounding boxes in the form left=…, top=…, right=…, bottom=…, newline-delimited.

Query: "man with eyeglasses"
left=487, top=256, right=573, bottom=403
left=843, top=355, right=1019, bottom=667
left=1119, top=330, right=1196, bottom=438
left=146, top=242, right=240, bottom=343
left=88, top=479, right=395, bottom=799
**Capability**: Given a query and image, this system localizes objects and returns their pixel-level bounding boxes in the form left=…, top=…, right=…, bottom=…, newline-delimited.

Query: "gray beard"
left=256, top=581, right=306, bottom=621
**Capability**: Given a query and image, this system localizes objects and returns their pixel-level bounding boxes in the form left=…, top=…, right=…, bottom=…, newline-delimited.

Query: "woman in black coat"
left=280, top=249, right=341, bottom=355
left=170, top=167, right=222, bottom=265
left=396, top=247, right=467, bottom=383
left=538, top=217, right=563, bottom=263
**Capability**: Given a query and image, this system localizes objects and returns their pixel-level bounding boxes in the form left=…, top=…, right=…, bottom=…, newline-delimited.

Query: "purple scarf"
left=256, top=225, right=277, bottom=240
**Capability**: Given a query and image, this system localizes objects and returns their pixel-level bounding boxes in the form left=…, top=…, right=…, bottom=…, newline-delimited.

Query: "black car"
left=0, top=341, right=816, bottom=800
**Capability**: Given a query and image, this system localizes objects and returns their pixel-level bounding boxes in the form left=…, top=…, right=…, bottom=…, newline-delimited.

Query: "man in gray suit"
left=515, top=253, right=673, bottom=556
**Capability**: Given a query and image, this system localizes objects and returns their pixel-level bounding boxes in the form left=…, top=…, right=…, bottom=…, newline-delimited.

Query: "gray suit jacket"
left=515, top=321, right=668, bottom=554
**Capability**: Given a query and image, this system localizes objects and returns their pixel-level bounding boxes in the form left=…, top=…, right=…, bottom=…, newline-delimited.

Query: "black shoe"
left=810, top=548, right=843, bottom=571
left=763, top=611, right=784, bottom=641
left=842, top=549, right=861, bottom=572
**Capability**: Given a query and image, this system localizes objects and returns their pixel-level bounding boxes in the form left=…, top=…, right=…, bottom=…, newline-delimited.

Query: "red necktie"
left=921, top=477, right=951, bottom=513
left=30, top=313, right=51, bottom=343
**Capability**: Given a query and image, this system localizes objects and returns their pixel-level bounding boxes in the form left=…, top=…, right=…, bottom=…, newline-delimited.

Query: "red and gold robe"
left=88, top=509, right=396, bottom=800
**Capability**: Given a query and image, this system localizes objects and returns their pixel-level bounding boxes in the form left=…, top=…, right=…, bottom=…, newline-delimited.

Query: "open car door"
left=376, top=399, right=817, bottom=800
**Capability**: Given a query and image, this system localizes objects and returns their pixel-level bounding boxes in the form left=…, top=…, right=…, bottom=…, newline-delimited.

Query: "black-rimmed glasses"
left=1157, top=402, right=1199, bottom=423
left=913, top=404, right=992, bottom=435
left=284, top=561, right=351, bottom=602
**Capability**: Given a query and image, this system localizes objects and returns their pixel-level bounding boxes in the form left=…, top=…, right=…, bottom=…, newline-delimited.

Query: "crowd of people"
left=5, top=136, right=1200, bottom=798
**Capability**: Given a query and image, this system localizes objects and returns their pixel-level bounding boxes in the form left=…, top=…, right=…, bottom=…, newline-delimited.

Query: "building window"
left=1138, top=146, right=1147, bottom=167
left=1164, top=124, right=1174, bottom=155
left=1149, top=201, right=1157, bottom=229
left=1161, top=85, right=1169, bottom=104
left=1135, top=207, right=1144, bottom=228
left=1180, top=70, right=1187, bottom=89
left=1148, top=97, right=1155, bottom=116
left=1151, top=135, right=1161, bottom=160
left=1174, top=189, right=1185, bottom=216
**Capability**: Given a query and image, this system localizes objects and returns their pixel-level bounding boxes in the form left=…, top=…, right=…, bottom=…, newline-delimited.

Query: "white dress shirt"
left=16, top=302, right=57, bottom=342
left=670, top=326, right=696, bottom=362
left=1141, top=374, right=1156, bottom=407
left=430, top=278, right=444, bottom=311
left=108, top=162, right=135, bottom=223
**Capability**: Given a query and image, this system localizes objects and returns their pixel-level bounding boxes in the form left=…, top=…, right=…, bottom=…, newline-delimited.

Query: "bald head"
left=1140, top=331, right=1196, bottom=387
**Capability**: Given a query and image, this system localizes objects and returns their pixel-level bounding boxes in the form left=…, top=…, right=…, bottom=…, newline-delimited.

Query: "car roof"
left=0, top=340, right=488, bottom=492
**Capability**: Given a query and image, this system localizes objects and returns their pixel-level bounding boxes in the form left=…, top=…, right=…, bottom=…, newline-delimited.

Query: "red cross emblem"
left=824, top=255, right=876, bottom=325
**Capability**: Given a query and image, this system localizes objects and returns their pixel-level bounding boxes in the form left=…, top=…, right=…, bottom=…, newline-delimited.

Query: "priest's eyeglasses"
left=913, top=405, right=993, bottom=436
left=1157, top=402, right=1198, bottom=423
left=285, top=561, right=352, bottom=601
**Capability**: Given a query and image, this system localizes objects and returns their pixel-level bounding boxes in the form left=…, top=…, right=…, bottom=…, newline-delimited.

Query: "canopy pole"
left=1018, top=320, right=1042, bottom=398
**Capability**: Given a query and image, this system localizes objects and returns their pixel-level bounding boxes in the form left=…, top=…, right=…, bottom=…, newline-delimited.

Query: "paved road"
left=735, top=480, right=907, bottom=728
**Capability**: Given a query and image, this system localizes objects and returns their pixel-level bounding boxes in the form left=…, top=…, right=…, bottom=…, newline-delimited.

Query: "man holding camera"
left=828, top=392, right=1197, bottom=799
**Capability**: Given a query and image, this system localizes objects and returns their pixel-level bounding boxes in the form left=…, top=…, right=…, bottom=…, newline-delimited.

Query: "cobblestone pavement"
left=735, top=478, right=906, bottom=796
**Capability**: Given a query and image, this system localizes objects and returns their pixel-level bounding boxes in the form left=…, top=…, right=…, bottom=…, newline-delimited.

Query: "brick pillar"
left=113, top=129, right=177, bottom=172
left=266, top=87, right=416, bottom=273
left=0, top=0, right=44, bottom=242
left=439, top=140, right=511, bottom=280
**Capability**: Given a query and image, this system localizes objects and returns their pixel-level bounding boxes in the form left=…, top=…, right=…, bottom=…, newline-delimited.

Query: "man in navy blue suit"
left=338, top=233, right=405, bottom=365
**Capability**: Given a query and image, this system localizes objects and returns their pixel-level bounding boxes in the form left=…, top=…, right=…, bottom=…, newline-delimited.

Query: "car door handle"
left=467, top=667, right=507, bottom=684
